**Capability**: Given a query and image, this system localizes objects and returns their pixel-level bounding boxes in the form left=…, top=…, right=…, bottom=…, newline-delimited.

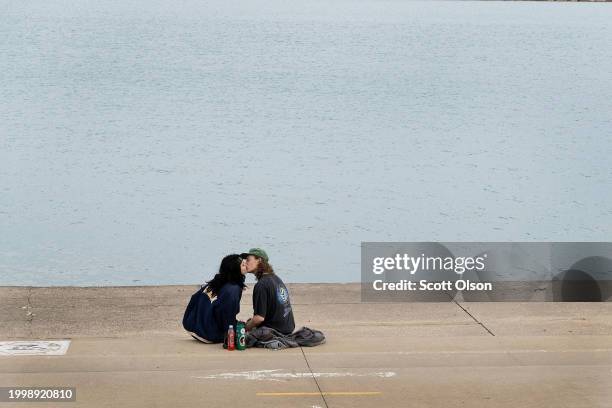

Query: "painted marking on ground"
left=193, top=369, right=395, bottom=382
left=0, top=340, right=71, bottom=356
left=256, top=391, right=382, bottom=397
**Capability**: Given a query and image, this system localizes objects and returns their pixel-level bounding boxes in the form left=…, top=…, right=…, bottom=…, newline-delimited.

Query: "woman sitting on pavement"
left=182, top=254, right=247, bottom=343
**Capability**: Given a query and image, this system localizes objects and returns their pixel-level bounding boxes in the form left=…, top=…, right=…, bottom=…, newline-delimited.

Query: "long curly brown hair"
left=254, top=258, right=274, bottom=280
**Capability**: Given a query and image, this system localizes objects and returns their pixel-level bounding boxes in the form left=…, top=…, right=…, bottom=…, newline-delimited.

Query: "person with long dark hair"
left=182, top=254, right=247, bottom=343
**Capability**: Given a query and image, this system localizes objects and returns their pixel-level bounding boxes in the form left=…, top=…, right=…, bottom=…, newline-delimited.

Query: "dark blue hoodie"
left=182, top=283, right=242, bottom=343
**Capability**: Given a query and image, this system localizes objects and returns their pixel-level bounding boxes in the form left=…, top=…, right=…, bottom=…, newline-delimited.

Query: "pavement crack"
left=25, top=286, right=34, bottom=337
left=452, top=299, right=495, bottom=336
left=300, top=346, right=329, bottom=408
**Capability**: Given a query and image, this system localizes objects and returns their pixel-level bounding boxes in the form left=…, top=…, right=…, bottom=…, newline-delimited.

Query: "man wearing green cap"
left=241, top=248, right=295, bottom=334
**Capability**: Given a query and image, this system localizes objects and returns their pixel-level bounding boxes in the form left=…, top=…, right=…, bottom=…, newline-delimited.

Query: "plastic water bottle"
left=227, top=325, right=235, bottom=351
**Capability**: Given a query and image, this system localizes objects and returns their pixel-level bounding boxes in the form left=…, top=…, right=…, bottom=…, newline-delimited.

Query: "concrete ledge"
left=1, top=285, right=611, bottom=407
left=2, top=284, right=611, bottom=338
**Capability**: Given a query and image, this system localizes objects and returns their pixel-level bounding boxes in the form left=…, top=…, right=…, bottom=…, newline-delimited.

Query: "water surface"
left=1, top=0, right=611, bottom=285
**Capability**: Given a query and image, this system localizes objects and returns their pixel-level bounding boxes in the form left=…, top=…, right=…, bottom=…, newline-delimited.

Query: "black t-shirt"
left=253, top=274, right=295, bottom=334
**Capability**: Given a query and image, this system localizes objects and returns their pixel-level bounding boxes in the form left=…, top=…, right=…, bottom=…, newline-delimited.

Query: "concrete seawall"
left=1, top=284, right=611, bottom=407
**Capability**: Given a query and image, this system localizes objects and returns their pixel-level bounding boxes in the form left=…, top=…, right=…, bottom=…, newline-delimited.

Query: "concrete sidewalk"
left=1, top=284, right=611, bottom=407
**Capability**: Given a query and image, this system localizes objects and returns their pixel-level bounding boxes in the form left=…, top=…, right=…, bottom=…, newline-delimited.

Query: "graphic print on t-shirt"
left=277, top=286, right=289, bottom=304
left=277, top=284, right=292, bottom=317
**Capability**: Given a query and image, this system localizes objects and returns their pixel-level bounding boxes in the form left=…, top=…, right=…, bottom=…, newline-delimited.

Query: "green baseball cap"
left=240, top=248, right=269, bottom=262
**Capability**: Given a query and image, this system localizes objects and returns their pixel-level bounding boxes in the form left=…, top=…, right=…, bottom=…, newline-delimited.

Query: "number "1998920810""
left=0, top=387, right=75, bottom=402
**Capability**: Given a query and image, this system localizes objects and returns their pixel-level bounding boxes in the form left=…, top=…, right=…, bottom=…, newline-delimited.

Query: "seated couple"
left=182, top=248, right=295, bottom=344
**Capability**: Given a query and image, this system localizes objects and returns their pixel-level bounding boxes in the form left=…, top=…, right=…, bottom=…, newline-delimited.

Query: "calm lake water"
left=1, top=0, right=611, bottom=286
